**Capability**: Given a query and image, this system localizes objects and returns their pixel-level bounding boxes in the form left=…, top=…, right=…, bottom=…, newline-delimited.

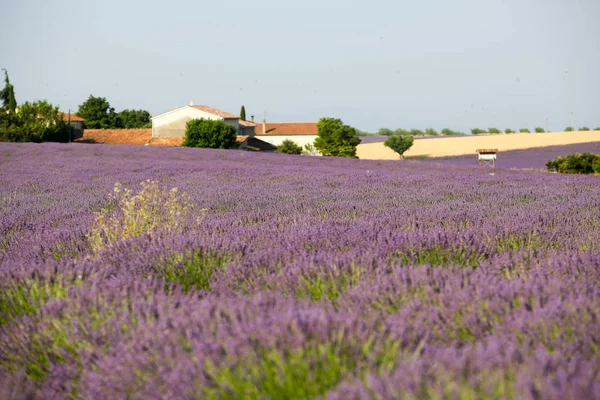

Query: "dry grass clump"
left=88, top=180, right=200, bottom=253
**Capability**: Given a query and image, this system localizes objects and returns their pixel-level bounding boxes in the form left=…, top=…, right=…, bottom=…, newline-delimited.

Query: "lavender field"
left=1, top=142, right=599, bottom=399
left=424, top=142, right=600, bottom=170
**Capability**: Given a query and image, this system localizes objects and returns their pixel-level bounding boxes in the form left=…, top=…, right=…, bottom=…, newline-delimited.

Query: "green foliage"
left=546, top=153, right=600, bottom=174
left=114, top=109, right=151, bottom=128
left=564, top=126, right=574, bottom=132
left=88, top=180, right=199, bottom=253
left=303, top=142, right=320, bottom=156
left=240, top=105, right=246, bottom=121
left=488, top=127, right=501, bottom=134
left=519, top=128, right=530, bottom=133
left=203, top=339, right=398, bottom=399
left=314, top=118, right=361, bottom=158
left=76, top=95, right=151, bottom=129
left=384, top=134, right=414, bottom=158
left=182, top=118, right=238, bottom=149
left=535, top=127, right=545, bottom=133
left=425, top=128, right=438, bottom=136
left=76, top=95, right=117, bottom=129
left=0, top=69, right=17, bottom=113
left=471, top=128, right=486, bottom=135
left=377, top=128, right=394, bottom=136
left=409, top=129, right=424, bottom=136
left=161, top=251, right=228, bottom=293
left=393, top=128, right=410, bottom=136
left=441, top=128, right=464, bottom=136
left=277, top=139, right=303, bottom=155
left=505, top=129, right=515, bottom=134
left=579, top=127, right=590, bottom=131
left=0, top=279, right=70, bottom=326
left=0, top=100, right=69, bottom=143
left=595, top=127, right=600, bottom=131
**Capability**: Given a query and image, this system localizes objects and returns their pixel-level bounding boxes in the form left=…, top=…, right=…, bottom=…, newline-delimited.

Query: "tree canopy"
left=0, top=100, right=69, bottom=142
left=277, top=139, right=303, bottom=155
left=76, top=95, right=151, bottom=129
left=314, top=118, right=361, bottom=158
left=182, top=118, right=237, bottom=149
left=76, top=95, right=117, bottom=129
left=384, top=134, right=414, bottom=159
left=240, top=105, right=246, bottom=121
left=115, top=109, right=151, bottom=129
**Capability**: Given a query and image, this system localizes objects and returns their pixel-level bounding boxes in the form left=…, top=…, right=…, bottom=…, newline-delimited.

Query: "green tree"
left=377, top=128, right=394, bottom=136
left=519, top=128, right=530, bottom=133
left=314, top=118, right=361, bottom=158
left=593, top=156, right=600, bottom=174
left=505, top=129, right=515, bottom=134
left=565, top=126, right=574, bottom=132
left=425, top=128, right=438, bottom=136
left=535, top=127, right=545, bottom=133
left=441, top=128, right=464, bottom=136
left=0, top=69, right=17, bottom=113
left=384, top=135, right=414, bottom=159
left=277, top=139, right=303, bottom=155
left=240, top=105, right=246, bottom=121
left=116, top=109, right=151, bottom=128
left=394, top=128, right=410, bottom=136
left=76, top=95, right=117, bottom=129
left=488, top=127, right=501, bottom=134
left=182, top=118, right=237, bottom=149
left=471, top=128, right=486, bottom=135
left=579, top=127, right=590, bottom=131
left=409, top=129, right=424, bottom=136
left=3, top=100, right=68, bottom=142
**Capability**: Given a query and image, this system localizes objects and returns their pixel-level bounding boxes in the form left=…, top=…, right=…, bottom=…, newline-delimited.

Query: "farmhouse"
left=59, top=112, right=86, bottom=131
left=254, top=122, right=318, bottom=148
left=151, top=101, right=256, bottom=138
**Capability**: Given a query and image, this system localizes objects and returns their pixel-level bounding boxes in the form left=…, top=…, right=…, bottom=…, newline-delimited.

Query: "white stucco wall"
left=254, top=135, right=318, bottom=148
left=151, top=106, right=240, bottom=138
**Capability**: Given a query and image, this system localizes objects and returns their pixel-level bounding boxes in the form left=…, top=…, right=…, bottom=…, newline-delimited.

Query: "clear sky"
left=1, top=0, right=598, bottom=132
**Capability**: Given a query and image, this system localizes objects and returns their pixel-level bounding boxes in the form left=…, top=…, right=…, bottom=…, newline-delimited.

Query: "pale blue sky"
left=1, top=0, right=598, bottom=132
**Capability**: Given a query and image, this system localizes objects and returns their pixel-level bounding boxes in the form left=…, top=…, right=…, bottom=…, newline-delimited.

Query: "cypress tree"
left=0, top=69, right=17, bottom=113
left=240, top=105, right=246, bottom=121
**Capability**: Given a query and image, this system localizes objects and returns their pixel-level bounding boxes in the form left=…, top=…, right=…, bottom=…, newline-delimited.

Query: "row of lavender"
left=1, top=143, right=599, bottom=399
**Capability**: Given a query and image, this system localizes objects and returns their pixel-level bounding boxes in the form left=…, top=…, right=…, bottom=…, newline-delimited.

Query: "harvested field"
left=357, top=130, right=600, bottom=160
left=423, top=142, right=600, bottom=170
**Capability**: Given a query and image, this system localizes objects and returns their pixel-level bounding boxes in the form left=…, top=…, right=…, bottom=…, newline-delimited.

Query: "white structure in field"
left=151, top=101, right=255, bottom=138
left=476, top=149, right=498, bottom=168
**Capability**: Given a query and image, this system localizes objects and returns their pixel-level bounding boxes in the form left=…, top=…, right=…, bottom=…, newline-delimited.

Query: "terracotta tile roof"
left=255, top=122, right=318, bottom=136
left=59, top=112, right=85, bottom=122
left=75, top=129, right=152, bottom=145
left=236, top=135, right=277, bottom=151
left=239, top=120, right=256, bottom=127
left=190, top=105, right=238, bottom=119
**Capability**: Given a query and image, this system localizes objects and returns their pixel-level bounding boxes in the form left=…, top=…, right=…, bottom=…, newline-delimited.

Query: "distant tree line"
left=76, top=95, right=151, bottom=129
left=0, top=70, right=153, bottom=143
left=546, top=153, right=600, bottom=174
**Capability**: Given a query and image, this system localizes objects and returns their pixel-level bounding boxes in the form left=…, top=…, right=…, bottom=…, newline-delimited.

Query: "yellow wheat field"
left=357, top=131, right=600, bottom=160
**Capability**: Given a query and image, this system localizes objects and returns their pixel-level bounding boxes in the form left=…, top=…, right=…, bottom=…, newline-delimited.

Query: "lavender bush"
left=0, top=142, right=598, bottom=399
